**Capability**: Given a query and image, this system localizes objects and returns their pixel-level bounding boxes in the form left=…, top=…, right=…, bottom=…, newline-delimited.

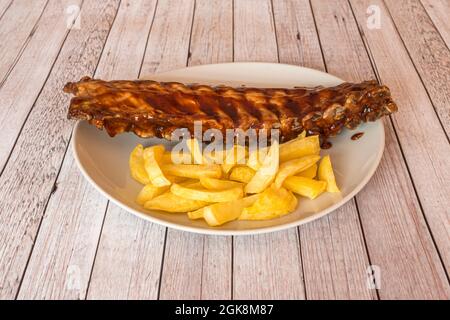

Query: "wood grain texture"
left=312, top=0, right=449, bottom=299
left=233, top=0, right=278, bottom=62
left=0, top=0, right=48, bottom=83
left=77, top=0, right=165, bottom=300
left=0, top=0, right=12, bottom=19
left=0, top=0, right=81, bottom=173
left=272, top=0, right=375, bottom=300
left=232, top=0, right=305, bottom=300
left=384, top=0, right=450, bottom=137
left=0, top=0, right=120, bottom=299
left=87, top=205, right=165, bottom=299
left=420, top=0, right=450, bottom=48
left=158, top=0, right=233, bottom=300
left=350, top=0, right=450, bottom=287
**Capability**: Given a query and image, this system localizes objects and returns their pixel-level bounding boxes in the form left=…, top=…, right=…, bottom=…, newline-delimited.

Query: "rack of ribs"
left=64, top=76, right=397, bottom=143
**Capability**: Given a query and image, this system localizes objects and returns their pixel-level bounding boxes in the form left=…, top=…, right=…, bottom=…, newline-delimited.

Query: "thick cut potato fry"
left=187, top=207, right=204, bottom=220
left=246, top=147, right=268, bottom=171
left=186, top=138, right=205, bottom=164
left=144, top=192, right=208, bottom=212
left=143, top=145, right=171, bottom=186
left=171, top=183, right=243, bottom=203
left=283, top=176, right=327, bottom=199
left=279, top=135, right=320, bottom=162
left=240, top=185, right=297, bottom=220
left=136, top=184, right=170, bottom=205
left=165, top=175, right=187, bottom=183
left=229, top=166, right=255, bottom=183
left=318, top=155, right=340, bottom=192
left=200, top=177, right=243, bottom=190
left=221, top=145, right=248, bottom=173
left=201, top=195, right=260, bottom=226
left=187, top=194, right=258, bottom=221
left=298, top=131, right=307, bottom=139
left=129, top=144, right=150, bottom=185
left=274, top=155, right=320, bottom=188
left=161, top=164, right=222, bottom=179
left=245, top=141, right=279, bottom=194
left=162, top=152, right=192, bottom=164
left=297, top=163, right=317, bottom=179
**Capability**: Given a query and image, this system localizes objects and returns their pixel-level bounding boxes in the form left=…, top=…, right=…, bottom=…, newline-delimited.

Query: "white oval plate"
left=72, top=62, right=384, bottom=235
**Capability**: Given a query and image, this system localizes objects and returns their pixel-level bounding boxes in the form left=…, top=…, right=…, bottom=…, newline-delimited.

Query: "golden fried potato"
left=279, top=135, right=320, bottom=162
left=245, top=141, right=279, bottom=194
left=246, top=147, right=267, bottom=171
left=161, top=164, right=222, bottom=179
left=239, top=185, right=297, bottom=220
left=186, top=138, right=205, bottom=164
left=318, top=155, right=340, bottom=192
left=144, top=192, right=208, bottom=212
left=297, top=163, right=317, bottom=179
left=221, top=145, right=248, bottom=174
left=229, top=166, right=256, bottom=183
left=200, top=177, right=243, bottom=190
left=143, top=145, right=171, bottom=187
left=201, top=195, right=260, bottom=226
left=283, top=176, right=327, bottom=199
left=136, top=184, right=170, bottom=205
left=162, top=151, right=192, bottom=164
left=274, top=155, right=320, bottom=188
left=129, top=144, right=150, bottom=185
left=171, top=183, right=243, bottom=203
left=187, top=207, right=204, bottom=220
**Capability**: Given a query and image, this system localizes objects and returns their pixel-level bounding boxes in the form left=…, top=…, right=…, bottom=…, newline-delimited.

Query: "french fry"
left=186, top=138, right=206, bottom=164
left=246, top=146, right=267, bottom=171
left=274, top=155, right=320, bottom=188
left=245, top=141, right=279, bottom=194
left=283, top=176, right=327, bottom=199
left=318, top=155, right=340, bottom=192
left=202, top=195, right=259, bottom=226
left=187, top=207, right=204, bottom=220
left=161, top=164, right=222, bottom=179
left=240, top=185, right=297, bottom=220
left=229, top=166, right=256, bottom=183
left=162, top=151, right=192, bottom=164
left=136, top=184, right=170, bottom=205
left=143, top=145, right=171, bottom=186
left=297, top=163, right=317, bottom=179
left=171, top=183, right=243, bottom=203
left=279, top=135, right=320, bottom=162
left=129, top=144, right=151, bottom=185
left=200, top=177, right=243, bottom=190
left=221, top=145, right=248, bottom=174
left=144, top=191, right=208, bottom=212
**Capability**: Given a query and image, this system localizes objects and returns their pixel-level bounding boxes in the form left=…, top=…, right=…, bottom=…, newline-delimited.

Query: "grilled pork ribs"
left=64, top=77, right=397, bottom=142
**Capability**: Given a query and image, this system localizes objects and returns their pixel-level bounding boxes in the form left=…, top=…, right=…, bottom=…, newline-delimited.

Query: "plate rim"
left=72, top=62, right=385, bottom=236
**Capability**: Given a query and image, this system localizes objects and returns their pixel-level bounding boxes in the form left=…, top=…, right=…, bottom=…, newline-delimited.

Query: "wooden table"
left=0, top=0, right=448, bottom=300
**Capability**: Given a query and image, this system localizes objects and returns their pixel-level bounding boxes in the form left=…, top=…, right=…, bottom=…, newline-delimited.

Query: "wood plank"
left=420, top=0, right=450, bottom=48
left=158, top=0, right=233, bottom=300
left=384, top=0, right=450, bottom=137
left=0, top=0, right=82, bottom=173
left=272, top=0, right=375, bottom=300
left=0, top=0, right=48, bottom=83
left=0, top=0, right=120, bottom=299
left=18, top=0, right=159, bottom=300
left=233, top=0, right=278, bottom=62
left=0, top=0, right=12, bottom=19
left=311, top=0, right=450, bottom=299
left=350, top=0, right=450, bottom=284
left=87, top=205, right=165, bottom=299
left=232, top=0, right=305, bottom=300
left=71, top=0, right=166, bottom=300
